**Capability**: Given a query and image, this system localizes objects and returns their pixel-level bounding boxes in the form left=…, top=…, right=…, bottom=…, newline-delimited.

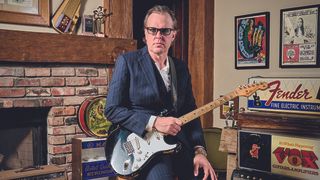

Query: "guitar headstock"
left=235, top=82, right=269, bottom=97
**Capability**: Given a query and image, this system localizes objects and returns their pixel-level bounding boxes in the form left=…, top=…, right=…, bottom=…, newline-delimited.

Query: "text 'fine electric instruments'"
left=105, top=82, right=269, bottom=177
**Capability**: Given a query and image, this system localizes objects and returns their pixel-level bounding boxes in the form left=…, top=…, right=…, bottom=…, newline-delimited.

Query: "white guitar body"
left=107, top=128, right=178, bottom=177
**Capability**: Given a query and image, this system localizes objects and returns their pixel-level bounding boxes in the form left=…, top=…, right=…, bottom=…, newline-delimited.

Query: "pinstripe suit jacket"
left=104, top=46, right=206, bottom=151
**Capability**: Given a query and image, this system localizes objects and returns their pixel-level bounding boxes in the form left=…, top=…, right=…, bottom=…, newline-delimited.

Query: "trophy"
left=93, top=6, right=113, bottom=37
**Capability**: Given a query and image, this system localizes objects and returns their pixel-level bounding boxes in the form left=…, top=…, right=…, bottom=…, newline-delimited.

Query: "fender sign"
left=248, top=77, right=320, bottom=115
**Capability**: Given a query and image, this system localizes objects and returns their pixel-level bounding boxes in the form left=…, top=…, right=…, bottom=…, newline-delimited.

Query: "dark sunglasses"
left=145, top=27, right=175, bottom=36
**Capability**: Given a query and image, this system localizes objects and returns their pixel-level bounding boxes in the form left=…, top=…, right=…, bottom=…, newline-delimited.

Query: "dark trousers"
left=136, top=147, right=205, bottom=180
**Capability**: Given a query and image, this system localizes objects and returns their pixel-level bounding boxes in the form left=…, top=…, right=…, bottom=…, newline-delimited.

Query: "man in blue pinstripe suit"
left=105, top=5, right=216, bottom=180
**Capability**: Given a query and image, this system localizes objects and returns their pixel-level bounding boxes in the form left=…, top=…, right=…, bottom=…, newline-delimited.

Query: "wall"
left=214, top=0, right=320, bottom=128
left=0, top=0, right=102, bottom=34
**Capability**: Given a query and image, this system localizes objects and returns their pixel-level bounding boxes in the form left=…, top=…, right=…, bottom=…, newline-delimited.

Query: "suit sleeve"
left=104, top=55, right=150, bottom=137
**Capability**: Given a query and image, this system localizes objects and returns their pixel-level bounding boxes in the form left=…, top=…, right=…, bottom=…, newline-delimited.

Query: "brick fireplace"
left=0, top=65, right=112, bottom=172
left=0, top=29, right=136, bottom=178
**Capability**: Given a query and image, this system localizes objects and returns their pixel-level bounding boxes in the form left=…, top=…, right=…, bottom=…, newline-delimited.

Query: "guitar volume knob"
left=124, top=162, right=129, bottom=170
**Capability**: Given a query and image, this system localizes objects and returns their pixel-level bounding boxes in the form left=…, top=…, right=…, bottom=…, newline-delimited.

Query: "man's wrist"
left=194, top=147, right=207, bottom=157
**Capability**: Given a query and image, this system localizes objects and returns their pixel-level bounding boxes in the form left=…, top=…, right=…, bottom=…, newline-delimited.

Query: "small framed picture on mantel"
left=81, top=15, right=94, bottom=36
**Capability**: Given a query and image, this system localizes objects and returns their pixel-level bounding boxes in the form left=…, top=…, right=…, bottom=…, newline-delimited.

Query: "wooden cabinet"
left=238, top=112, right=320, bottom=134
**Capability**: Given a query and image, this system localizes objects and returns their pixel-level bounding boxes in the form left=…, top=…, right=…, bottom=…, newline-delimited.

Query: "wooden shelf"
left=238, top=111, right=320, bottom=134
left=0, top=29, right=136, bottom=64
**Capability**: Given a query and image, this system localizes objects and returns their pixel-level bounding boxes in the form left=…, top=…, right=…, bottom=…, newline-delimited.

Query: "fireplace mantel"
left=0, top=29, right=136, bottom=64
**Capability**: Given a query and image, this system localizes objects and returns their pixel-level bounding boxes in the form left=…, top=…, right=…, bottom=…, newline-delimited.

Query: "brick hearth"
left=0, top=64, right=113, bottom=176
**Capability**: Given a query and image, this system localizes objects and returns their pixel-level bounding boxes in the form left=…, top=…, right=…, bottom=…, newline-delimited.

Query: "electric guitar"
left=105, top=82, right=269, bottom=177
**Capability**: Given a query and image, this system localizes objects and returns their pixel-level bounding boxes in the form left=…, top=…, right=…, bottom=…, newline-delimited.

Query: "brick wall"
left=0, top=65, right=113, bottom=176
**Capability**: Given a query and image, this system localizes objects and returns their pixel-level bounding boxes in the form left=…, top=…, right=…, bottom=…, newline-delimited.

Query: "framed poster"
left=235, top=12, right=270, bottom=69
left=280, top=5, right=320, bottom=68
left=0, top=0, right=49, bottom=26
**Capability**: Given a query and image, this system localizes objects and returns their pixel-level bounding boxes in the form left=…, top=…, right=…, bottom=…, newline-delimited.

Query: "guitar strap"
left=168, top=56, right=178, bottom=114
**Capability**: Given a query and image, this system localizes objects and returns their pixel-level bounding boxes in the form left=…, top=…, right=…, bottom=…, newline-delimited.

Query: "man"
left=105, top=5, right=216, bottom=180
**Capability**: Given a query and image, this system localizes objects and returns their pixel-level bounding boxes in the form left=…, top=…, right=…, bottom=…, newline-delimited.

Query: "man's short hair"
left=143, top=5, right=178, bottom=30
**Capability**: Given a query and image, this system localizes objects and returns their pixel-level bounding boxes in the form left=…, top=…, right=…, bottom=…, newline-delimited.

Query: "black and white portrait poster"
left=280, top=5, right=319, bottom=68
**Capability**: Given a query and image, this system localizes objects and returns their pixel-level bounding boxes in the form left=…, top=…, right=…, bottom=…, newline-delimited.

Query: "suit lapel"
left=168, top=57, right=178, bottom=113
left=138, top=48, right=160, bottom=101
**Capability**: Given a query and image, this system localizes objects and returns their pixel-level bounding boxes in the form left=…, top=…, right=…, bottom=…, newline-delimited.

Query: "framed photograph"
left=81, top=15, right=94, bottom=36
left=0, top=0, right=49, bottom=26
left=280, top=5, right=320, bottom=68
left=235, top=12, right=270, bottom=69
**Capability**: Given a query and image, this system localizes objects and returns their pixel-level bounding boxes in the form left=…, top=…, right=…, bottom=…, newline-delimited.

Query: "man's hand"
left=153, top=116, right=182, bottom=136
left=194, top=153, right=217, bottom=180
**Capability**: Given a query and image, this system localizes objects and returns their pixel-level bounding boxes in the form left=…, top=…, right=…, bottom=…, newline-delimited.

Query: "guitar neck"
left=179, top=91, right=238, bottom=124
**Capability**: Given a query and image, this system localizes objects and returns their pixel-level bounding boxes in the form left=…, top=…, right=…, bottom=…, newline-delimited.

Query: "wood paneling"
left=188, top=0, right=214, bottom=127
left=0, top=29, right=136, bottom=64
left=104, top=0, right=133, bottom=38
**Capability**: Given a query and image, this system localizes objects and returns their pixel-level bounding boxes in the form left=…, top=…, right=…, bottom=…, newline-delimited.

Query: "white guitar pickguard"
left=126, top=130, right=177, bottom=171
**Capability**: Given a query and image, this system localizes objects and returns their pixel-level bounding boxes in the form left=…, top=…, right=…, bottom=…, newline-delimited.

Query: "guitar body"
left=105, top=127, right=179, bottom=177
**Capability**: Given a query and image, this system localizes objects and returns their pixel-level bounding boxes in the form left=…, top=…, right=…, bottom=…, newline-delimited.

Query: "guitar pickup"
left=123, top=141, right=134, bottom=155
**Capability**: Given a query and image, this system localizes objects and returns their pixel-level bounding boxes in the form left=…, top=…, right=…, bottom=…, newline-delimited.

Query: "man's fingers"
left=202, top=168, right=209, bottom=180
left=193, top=163, right=199, bottom=176
left=210, top=168, right=217, bottom=180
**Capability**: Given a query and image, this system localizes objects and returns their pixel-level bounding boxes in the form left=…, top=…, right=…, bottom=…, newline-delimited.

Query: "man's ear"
left=172, top=31, right=177, bottom=41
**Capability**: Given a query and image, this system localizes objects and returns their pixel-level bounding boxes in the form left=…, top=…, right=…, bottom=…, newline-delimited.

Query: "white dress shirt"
left=146, top=57, right=170, bottom=131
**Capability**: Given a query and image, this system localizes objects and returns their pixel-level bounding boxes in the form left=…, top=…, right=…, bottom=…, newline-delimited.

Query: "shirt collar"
left=154, top=57, right=170, bottom=72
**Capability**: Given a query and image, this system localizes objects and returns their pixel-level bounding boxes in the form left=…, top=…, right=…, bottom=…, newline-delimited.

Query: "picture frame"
left=235, top=12, right=270, bottom=69
left=0, top=0, right=49, bottom=26
left=81, top=15, right=94, bottom=36
left=280, top=5, right=320, bottom=68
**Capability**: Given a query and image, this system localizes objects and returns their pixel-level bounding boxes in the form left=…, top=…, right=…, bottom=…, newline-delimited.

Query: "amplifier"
left=232, top=169, right=298, bottom=180
left=238, top=130, right=320, bottom=180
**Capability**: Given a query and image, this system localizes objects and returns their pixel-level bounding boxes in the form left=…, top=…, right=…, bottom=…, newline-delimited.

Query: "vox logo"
left=273, top=147, right=319, bottom=169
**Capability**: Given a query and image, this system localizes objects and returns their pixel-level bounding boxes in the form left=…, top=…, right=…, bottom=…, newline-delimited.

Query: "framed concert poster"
left=0, top=0, right=49, bottom=26
left=280, top=5, right=320, bottom=68
left=235, top=12, right=270, bottom=69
